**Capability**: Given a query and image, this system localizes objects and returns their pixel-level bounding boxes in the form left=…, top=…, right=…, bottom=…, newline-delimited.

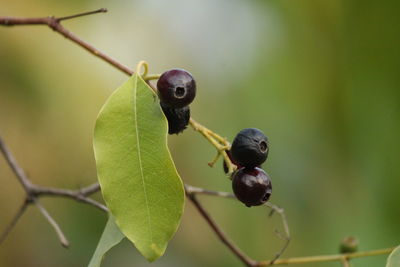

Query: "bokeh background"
left=1, top=0, right=399, bottom=266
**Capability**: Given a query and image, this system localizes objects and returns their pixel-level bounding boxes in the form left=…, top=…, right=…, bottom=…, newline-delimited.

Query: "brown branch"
left=31, top=184, right=107, bottom=212
left=0, top=9, right=133, bottom=76
left=0, top=137, right=33, bottom=194
left=185, top=185, right=291, bottom=264
left=57, top=8, right=107, bottom=22
left=185, top=191, right=257, bottom=267
left=79, top=182, right=101, bottom=195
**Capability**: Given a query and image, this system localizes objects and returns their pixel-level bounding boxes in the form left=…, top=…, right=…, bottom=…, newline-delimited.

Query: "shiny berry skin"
left=157, top=69, right=196, bottom=108
left=232, top=167, right=272, bottom=207
left=160, top=102, right=190, bottom=134
left=231, top=128, right=269, bottom=168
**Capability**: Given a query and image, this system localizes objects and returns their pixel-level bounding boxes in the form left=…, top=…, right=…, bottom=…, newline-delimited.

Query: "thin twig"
left=79, top=183, right=101, bottom=195
left=57, top=8, right=107, bottom=21
left=0, top=137, right=33, bottom=193
left=185, top=185, right=291, bottom=263
left=0, top=10, right=133, bottom=76
left=31, top=184, right=107, bottom=212
left=264, top=202, right=291, bottom=264
left=256, top=247, right=395, bottom=266
left=265, top=203, right=290, bottom=239
left=184, top=184, right=235, bottom=198
left=34, top=199, right=69, bottom=248
left=0, top=199, right=29, bottom=245
left=186, top=192, right=257, bottom=267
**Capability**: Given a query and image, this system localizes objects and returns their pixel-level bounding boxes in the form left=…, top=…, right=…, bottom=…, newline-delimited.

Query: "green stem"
left=144, top=74, right=161, bottom=81
left=257, top=247, right=395, bottom=266
left=189, top=118, right=236, bottom=174
left=135, top=60, right=148, bottom=77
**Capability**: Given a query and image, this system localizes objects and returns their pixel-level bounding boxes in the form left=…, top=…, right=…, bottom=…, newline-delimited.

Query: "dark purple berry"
left=231, top=128, right=269, bottom=168
left=157, top=69, right=196, bottom=108
left=160, top=102, right=190, bottom=134
left=232, top=167, right=272, bottom=207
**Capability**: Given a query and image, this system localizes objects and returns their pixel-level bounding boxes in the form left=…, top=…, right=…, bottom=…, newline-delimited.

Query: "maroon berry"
left=232, top=167, right=272, bottom=207
left=157, top=69, right=196, bottom=108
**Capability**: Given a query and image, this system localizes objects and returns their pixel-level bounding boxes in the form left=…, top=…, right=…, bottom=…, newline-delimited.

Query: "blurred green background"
left=1, top=0, right=399, bottom=266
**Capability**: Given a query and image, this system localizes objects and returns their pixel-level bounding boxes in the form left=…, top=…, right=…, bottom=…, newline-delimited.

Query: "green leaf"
left=93, top=73, right=185, bottom=262
left=88, top=216, right=125, bottom=267
left=386, top=246, right=400, bottom=267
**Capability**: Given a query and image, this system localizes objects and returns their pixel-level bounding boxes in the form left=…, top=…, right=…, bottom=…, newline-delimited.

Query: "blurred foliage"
left=0, top=0, right=399, bottom=266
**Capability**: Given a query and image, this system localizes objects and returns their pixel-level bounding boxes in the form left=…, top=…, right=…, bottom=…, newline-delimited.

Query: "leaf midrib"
left=132, top=76, right=153, bottom=244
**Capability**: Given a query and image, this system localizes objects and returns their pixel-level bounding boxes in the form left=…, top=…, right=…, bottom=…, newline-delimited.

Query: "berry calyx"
left=160, top=102, right=190, bottom=135
left=231, top=128, right=269, bottom=168
left=232, top=167, right=272, bottom=207
left=157, top=69, right=196, bottom=108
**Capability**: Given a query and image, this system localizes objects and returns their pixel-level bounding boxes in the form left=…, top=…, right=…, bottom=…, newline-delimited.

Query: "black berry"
left=157, top=69, right=196, bottom=108
left=160, top=102, right=190, bottom=134
left=231, top=128, right=269, bottom=168
left=232, top=167, right=272, bottom=207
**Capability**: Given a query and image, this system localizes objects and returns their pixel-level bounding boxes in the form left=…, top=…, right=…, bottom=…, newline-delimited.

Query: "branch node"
left=47, top=16, right=58, bottom=31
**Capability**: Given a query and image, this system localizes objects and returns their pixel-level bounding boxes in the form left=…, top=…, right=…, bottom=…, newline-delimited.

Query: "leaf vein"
left=133, top=77, right=153, bottom=245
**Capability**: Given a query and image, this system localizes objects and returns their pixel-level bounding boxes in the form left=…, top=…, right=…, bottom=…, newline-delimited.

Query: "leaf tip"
left=151, top=243, right=163, bottom=254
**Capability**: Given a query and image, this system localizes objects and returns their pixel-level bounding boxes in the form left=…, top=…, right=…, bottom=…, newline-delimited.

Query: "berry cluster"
left=157, top=69, right=196, bottom=134
left=230, top=128, right=272, bottom=207
left=156, top=70, right=271, bottom=207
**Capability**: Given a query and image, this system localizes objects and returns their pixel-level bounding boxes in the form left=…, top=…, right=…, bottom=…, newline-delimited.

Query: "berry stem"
left=207, top=129, right=230, bottom=145
left=144, top=74, right=161, bottom=81
left=135, top=61, right=148, bottom=78
left=189, top=118, right=236, bottom=175
left=208, top=152, right=221, bottom=167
